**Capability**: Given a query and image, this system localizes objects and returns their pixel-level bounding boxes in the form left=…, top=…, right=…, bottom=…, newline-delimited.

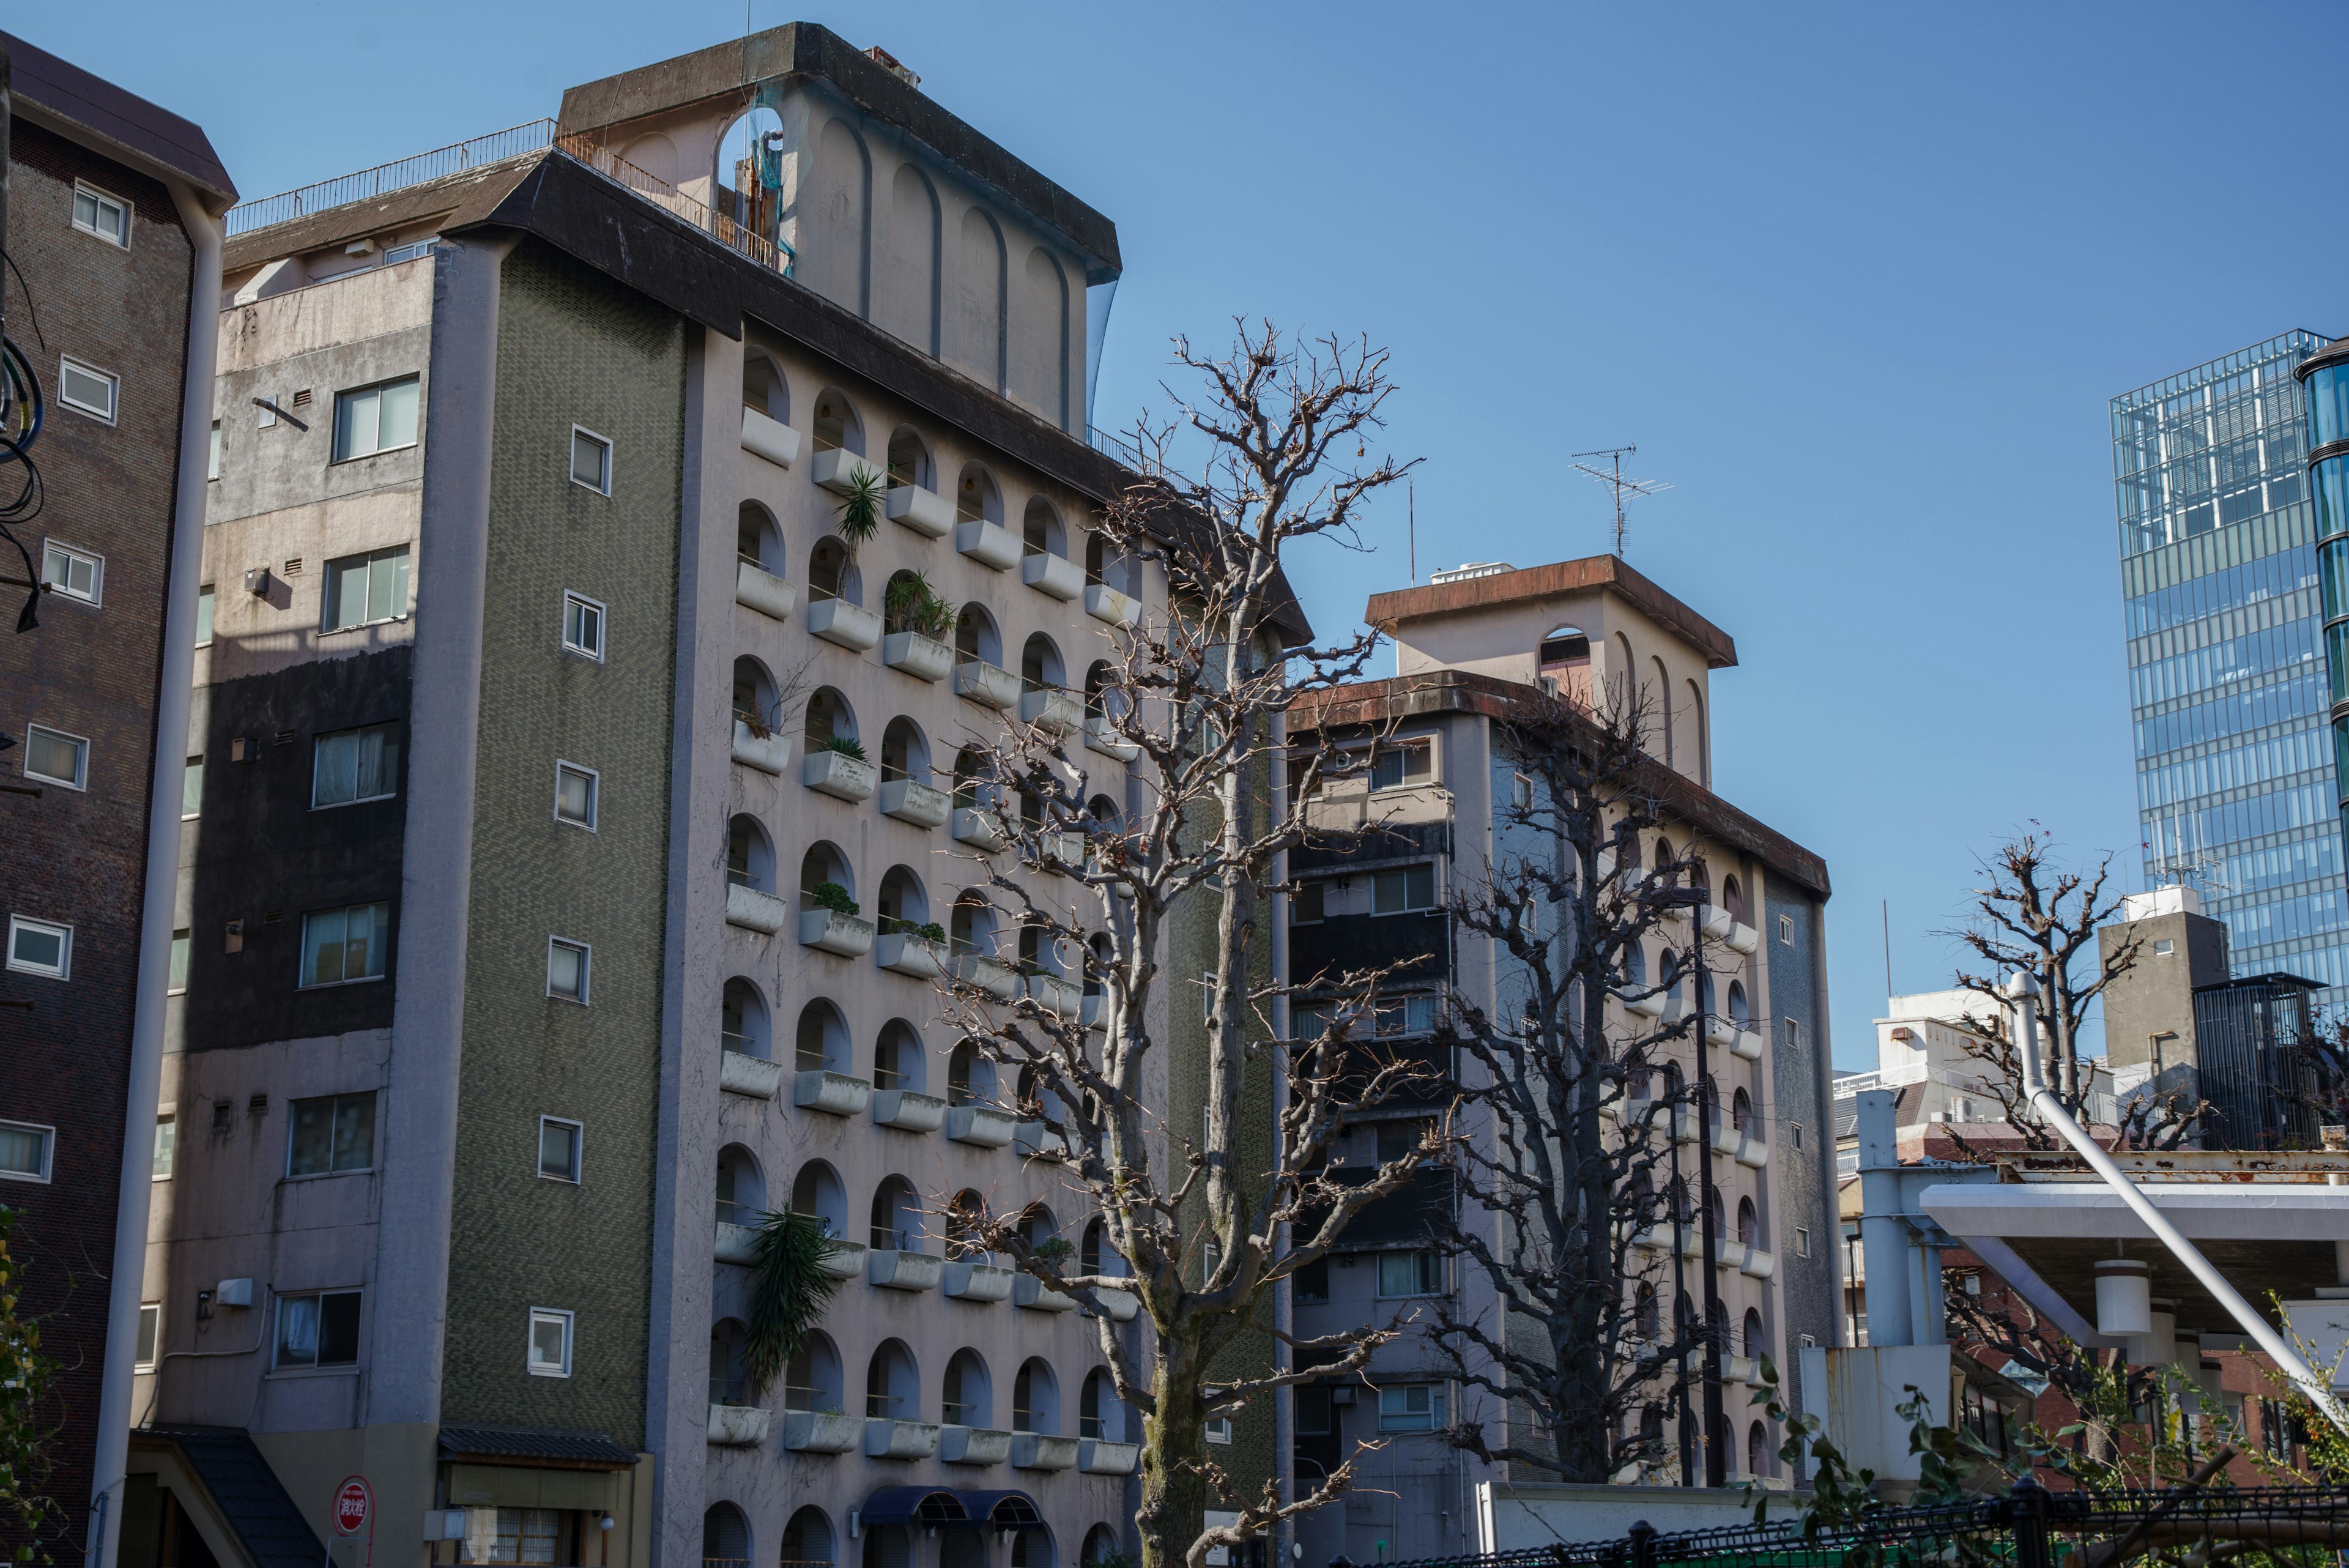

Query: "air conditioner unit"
left=1328, top=1386, right=1357, bottom=1406
left=215, top=1277, right=254, bottom=1307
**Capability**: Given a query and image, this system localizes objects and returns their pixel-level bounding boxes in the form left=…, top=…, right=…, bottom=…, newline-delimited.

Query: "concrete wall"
left=1762, top=877, right=1839, bottom=1406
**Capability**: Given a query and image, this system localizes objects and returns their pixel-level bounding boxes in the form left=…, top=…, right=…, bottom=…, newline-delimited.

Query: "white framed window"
left=554, top=762, right=598, bottom=830
left=23, top=725, right=89, bottom=790
left=570, top=426, right=612, bottom=494
left=208, top=420, right=221, bottom=481
left=562, top=591, right=605, bottom=661
left=321, top=545, right=410, bottom=631
left=538, top=1116, right=582, bottom=1183
left=547, top=937, right=590, bottom=1003
left=527, top=1307, right=574, bottom=1377
left=1795, top=1226, right=1811, bottom=1258
left=1790, top=1121, right=1804, bottom=1151
left=1377, top=1381, right=1445, bottom=1433
left=168, top=929, right=190, bottom=994
left=182, top=756, right=204, bottom=819
left=40, top=542, right=103, bottom=606
left=287, top=1091, right=377, bottom=1176
left=1778, top=913, right=1795, bottom=946
left=331, top=375, right=420, bottom=461
left=0, top=1120, right=55, bottom=1181
left=382, top=236, right=437, bottom=266
left=1203, top=1387, right=1232, bottom=1444
left=311, top=723, right=400, bottom=808
left=6, top=916, right=71, bottom=980
left=1369, top=739, right=1433, bottom=790
left=1512, top=773, right=1534, bottom=809
left=298, top=901, right=390, bottom=988
left=1835, top=1149, right=1860, bottom=1176
left=1373, top=863, right=1436, bottom=914
left=136, top=1302, right=161, bottom=1370
left=152, top=1114, right=177, bottom=1180
left=1783, top=1017, right=1802, bottom=1052
left=196, top=585, right=215, bottom=648
left=73, top=182, right=132, bottom=247
left=1376, top=1250, right=1442, bottom=1298
left=275, top=1289, right=362, bottom=1369
left=59, top=358, right=119, bottom=423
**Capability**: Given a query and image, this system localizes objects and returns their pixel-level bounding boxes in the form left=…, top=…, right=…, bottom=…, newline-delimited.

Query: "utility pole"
left=1571, top=445, right=1671, bottom=557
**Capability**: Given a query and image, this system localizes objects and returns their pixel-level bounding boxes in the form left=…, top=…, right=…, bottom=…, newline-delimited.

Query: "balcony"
left=878, top=779, right=951, bottom=828
left=714, top=1221, right=762, bottom=1265
left=735, top=560, right=797, bottom=620
left=876, top=933, right=946, bottom=979
left=954, top=954, right=1019, bottom=1001
left=1087, top=1284, right=1140, bottom=1323
left=1085, top=715, right=1138, bottom=762
left=940, top=1426, right=1011, bottom=1466
left=1019, top=688, right=1082, bottom=734
left=806, top=597, right=881, bottom=652
left=881, top=631, right=952, bottom=682
left=887, top=483, right=954, bottom=538
left=800, top=909, right=875, bottom=958
left=1702, top=906, right=1759, bottom=956
left=804, top=749, right=878, bottom=801
left=873, top=1090, right=946, bottom=1133
left=1735, top=1135, right=1768, bottom=1170
left=954, top=519, right=1020, bottom=571
left=1084, top=584, right=1140, bottom=627
left=1723, top=1353, right=1758, bottom=1385
left=955, top=660, right=1020, bottom=709
left=816, top=1240, right=867, bottom=1280
left=811, top=447, right=886, bottom=494
left=1741, top=1247, right=1776, bottom=1280
left=741, top=404, right=801, bottom=469
left=1707, top=1121, right=1740, bottom=1157
left=943, top=1261, right=1015, bottom=1302
left=726, top=883, right=791, bottom=935
left=781, top=1410, right=860, bottom=1454
left=1021, top=552, right=1084, bottom=601
left=1732, top=1026, right=1764, bottom=1061
left=1705, top=1016, right=1737, bottom=1051
left=946, top=1105, right=1018, bottom=1148
left=730, top=720, right=792, bottom=776
left=793, top=1070, right=872, bottom=1117
left=868, top=1249, right=944, bottom=1291
left=707, top=1405, right=771, bottom=1447
left=719, top=1051, right=783, bottom=1099
left=1025, top=974, right=1082, bottom=1018
left=863, top=1418, right=941, bottom=1459
left=1012, top=1276, right=1076, bottom=1312
left=1621, top=989, right=1666, bottom=1020
left=952, top=807, right=1009, bottom=852
left=1078, top=1440, right=1140, bottom=1476
left=1015, top=1120, right=1072, bottom=1159
left=1010, top=1434, right=1078, bottom=1471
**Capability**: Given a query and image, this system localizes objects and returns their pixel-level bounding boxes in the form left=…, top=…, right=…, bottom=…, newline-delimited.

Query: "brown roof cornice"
left=1364, top=555, right=1737, bottom=670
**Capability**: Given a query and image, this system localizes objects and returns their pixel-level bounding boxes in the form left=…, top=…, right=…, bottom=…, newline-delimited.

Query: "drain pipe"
left=2000, top=972, right=2349, bottom=1432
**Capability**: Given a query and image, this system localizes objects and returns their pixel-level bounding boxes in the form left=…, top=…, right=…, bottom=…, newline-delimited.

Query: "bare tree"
left=933, top=324, right=1438, bottom=1568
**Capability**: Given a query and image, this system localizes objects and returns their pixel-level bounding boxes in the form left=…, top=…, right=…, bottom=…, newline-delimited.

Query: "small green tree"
left=0, top=1207, right=62, bottom=1565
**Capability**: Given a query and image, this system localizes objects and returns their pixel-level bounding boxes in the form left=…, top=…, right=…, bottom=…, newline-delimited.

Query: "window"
left=539, top=1117, right=582, bottom=1182
left=554, top=762, right=597, bottom=830
left=182, top=756, right=204, bottom=819
left=1377, top=1250, right=1442, bottom=1298
left=1369, top=741, right=1432, bottom=790
left=40, top=543, right=102, bottom=605
left=196, top=585, right=215, bottom=647
left=208, top=420, right=221, bottom=481
left=1791, top=1121, right=1804, bottom=1151
left=330, top=376, right=420, bottom=461
left=1512, top=773, right=1533, bottom=809
left=547, top=938, right=590, bottom=1003
left=1795, top=1227, right=1811, bottom=1258
left=382, top=237, right=437, bottom=266
left=1778, top=913, right=1795, bottom=946
left=23, top=726, right=89, bottom=790
left=1835, top=1149, right=1860, bottom=1176
left=562, top=592, right=605, bottom=661
left=0, top=1121, right=54, bottom=1181
left=1291, top=879, right=1324, bottom=923
left=1377, top=1382, right=1445, bottom=1433
left=312, top=724, right=400, bottom=807
left=2154, top=938, right=2175, bottom=956
left=299, top=901, right=390, bottom=988
left=570, top=426, right=612, bottom=493
left=1373, top=864, right=1436, bottom=913
left=1293, top=1257, right=1329, bottom=1302
left=60, top=358, right=119, bottom=422
left=73, top=182, right=132, bottom=246
left=1203, top=1389, right=1232, bottom=1444
left=275, top=1289, right=362, bottom=1368
left=321, top=545, right=410, bottom=630
left=7, top=916, right=71, bottom=979
left=168, top=930, right=190, bottom=994
left=528, top=1307, right=573, bottom=1377
left=1783, top=1017, right=1802, bottom=1053
left=287, top=1091, right=377, bottom=1176
left=152, top=1115, right=177, bottom=1179
left=136, top=1303, right=161, bottom=1370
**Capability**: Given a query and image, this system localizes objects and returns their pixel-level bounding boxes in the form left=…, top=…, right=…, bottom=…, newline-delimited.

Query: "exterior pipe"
left=1999, top=971, right=2349, bottom=1433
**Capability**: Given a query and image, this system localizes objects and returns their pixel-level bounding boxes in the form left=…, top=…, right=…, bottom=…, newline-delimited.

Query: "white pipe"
left=2001, top=972, right=2349, bottom=1432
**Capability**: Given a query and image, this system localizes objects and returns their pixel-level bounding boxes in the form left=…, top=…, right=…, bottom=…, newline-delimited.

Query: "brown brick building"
left=0, top=32, right=234, bottom=1566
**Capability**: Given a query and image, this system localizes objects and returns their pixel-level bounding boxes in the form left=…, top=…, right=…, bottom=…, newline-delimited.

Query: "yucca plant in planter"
left=819, top=735, right=868, bottom=762
left=834, top=468, right=888, bottom=555
left=741, top=1209, right=843, bottom=1400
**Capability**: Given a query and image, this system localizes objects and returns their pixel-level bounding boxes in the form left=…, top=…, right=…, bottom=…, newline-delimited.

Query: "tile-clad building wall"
left=0, top=114, right=194, bottom=1552
left=438, top=240, right=684, bottom=1440
left=1760, top=875, right=1838, bottom=1397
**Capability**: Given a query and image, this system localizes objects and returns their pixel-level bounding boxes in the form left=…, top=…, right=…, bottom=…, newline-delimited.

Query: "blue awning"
left=860, top=1488, right=968, bottom=1528
left=957, top=1491, right=1045, bottom=1529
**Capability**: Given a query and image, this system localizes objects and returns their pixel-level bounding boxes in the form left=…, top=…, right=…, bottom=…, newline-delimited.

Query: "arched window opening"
left=743, top=354, right=789, bottom=423
left=1747, top=1420, right=1772, bottom=1480
left=1079, top=1367, right=1122, bottom=1440
left=956, top=603, right=1002, bottom=665
left=877, top=866, right=929, bottom=937
left=1537, top=625, right=1592, bottom=710
left=1732, top=1087, right=1753, bottom=1136
left=943, top=1348, right=992, bottom=1428
left=1022, top=633, right=1065, bottom=694
left=782, top=1507, right=837, bottom=1568
left=874, top=1018, right=925, bottom=1092
left=958, top=465, right=1003, bottom=525
left=880, top=718, right=929, bottom=785
left=1082, top=1528, right=1120, bottom=1568
left=1023, top=497, right=1067, bottom=559
left=784, top=1337, right=844, bottom=1418
left=722, top=978, right=770, bottom=1058
left=804, top=687, right=856, bottom=749
left=789, top=1161, right=847, bottom=1239
left=732, top=656, right=779, bottom=737
left=799, top=842, right=854, bottom=906
left=795, top=1000, right=849, bottom=1074
left=870, top=1178, right=924, bottom=1254
left=715, top=1143, right=766, bottom=1225
left=1723, top=874, right=1746, bottom=923
left=886, top=427, right=932, bottom=490
left=952, top=748, right=992, bottom=810
left=946, top=1190, right=990, bottom=1261
left=1726, top=979, right=1749, bottom=1025
left=948, top=1040, right=996, bottom=1107
left=1082, top=933, right=1113, bottom=1002
left=1635, top=1282, right=1661, bottom=1339
left=812, top=389, right=863, bottom=455
left=1012, top=1359, right=1059, bottom=1433
left=710, top=1317, right=750, bottom=1405
left=704, top=1504, right=752, bottom=1568
left=1743, top=1307, right=1765, bottom=1359
left=738, top=502, right=783, bottom=574
left=1652, top=657, right=1674, bottom=767
left=726, top=814, right=774, bottom=892
left=864, top=1337, right=919, bottom=1418
left=951, top=893, right=997, bottom=957
left=1737, top=1196, right=1758, bottom=1249
left=809, top=537, right=860, bottom=604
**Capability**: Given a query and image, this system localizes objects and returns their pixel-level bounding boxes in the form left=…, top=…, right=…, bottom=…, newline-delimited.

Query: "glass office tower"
left=2113, top=329, right=2349, bottom=995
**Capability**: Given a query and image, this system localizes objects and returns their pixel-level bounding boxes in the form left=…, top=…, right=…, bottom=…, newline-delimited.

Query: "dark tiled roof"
left=138, top=1426, right=322, bottom=1568
left=439, top=1426, right=639, bottom=1467
left=1, top=32, right=235, bottom=209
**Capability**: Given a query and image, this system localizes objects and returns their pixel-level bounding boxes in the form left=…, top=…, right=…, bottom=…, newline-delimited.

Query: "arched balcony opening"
left=957, top=464, right=1004, bottom=525
left=795, top=1000, right=850, bottom=1074
left=715, top=1143, right=766, bottom=1225
left=870, top=1176, right=926, bottom=1254
left=703, top=1504, right=752, bottom=1568
left=1012, top=1359, right=1060, bottom=1433
left=864, top=1337, right=920, bottom=1418
left=1537, top=625, right=1592, bottom=709
left=943, top=1348, right=993, bottom=1429
left=886, top=426, right=933, bottom=489
left=812, top=389, right=863, bottom=455
left=874, top=1018, right=926, bottom=1093
left=789, top=1161, right=848, bottom=1241
left=738, top=501, right=784, bottom=574
left=722, top=978, right=771, bottom=1058
left=726, top=814, right=775, bottom=892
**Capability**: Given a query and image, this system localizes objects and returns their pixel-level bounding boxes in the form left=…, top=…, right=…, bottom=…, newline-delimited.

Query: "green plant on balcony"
left=806, top=881, right=861, bottom=917
left=1032, top=1236, right=1076, bottom=1265
left=742, top=1209, right=843, bottom=1401
left=879, top=915, right=947, bottom=943
left=884, top=571, right=956, bottom=640
left=819, top=735, right=867, bottom=762
left=834, top=468, right=886, bottom=554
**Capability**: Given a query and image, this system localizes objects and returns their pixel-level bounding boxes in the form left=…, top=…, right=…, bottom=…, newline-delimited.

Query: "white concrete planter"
left=1723, top=1354, right=1758, bottom=1385
left=1740, top=1247, right=1777, bottom=1280
left=1084, top=584, right=1140, bottom=626
left=876, top=934, right=946, bottom=979
left=946, top=1105, right=1018, bottom=1148
left=781, top=1411, right=859, bottom=1453
left=1014, top=1277, right=1077, bottom=1313
left=1732, top=1027, right=1764, bottom=1061
left=730, top=720, right=791, bottom=775
left=806, top=596, right=881, bottom=651
left=1672, top=1108, right=1701, bottom=1145
left=1735, top=1136, right=1769, bottom=1170
left=952, top=807, right=1009, bottom=852
left=1705, top=1016, right=1738, bottom=1050
left=800, top=909, right=875, bottom=957
left=886, top=482, right=954, bottom=537
left=1011, top=1434, right=1079, bottom=1471
left=714, top=1221, right=763, bottom=1265
left=1022, top=552, right=1084, bottom=601
left=954, top=519, right=1020, bottom=571
left=956, top=954, right=1019, bottom=1001
left=881, top=631, right=953, bottom=682
left=1019, top=688, right=1082, bottom=734
left=816, top=1240, right=867, bottom=1279
left=1025, top=974, right=1082, bottom=1018
left=793, top=1070, right=872, bottom=1117
left=1079, top=1440, right=1140, bottom=1476
left=1079, top=994, right=1105, bottom=1030
left=1085, top=716, right=1138, bottom=761
left=811, top=446, right=886, bottom=494
left=1708, top=1121, right=1741, bottom=1157
left=868, top=1249, right=943, bottom=1291
left=1089, top=1284, right=1139, bottom=1323
left=719, top=1051, right=783, bottom=1099
left=1622, top=989, right=1666, bottom=1019
left=872, top=1090, right=946, bottom=1133
left=741, top=404, right=801, bottom=468
left=1726, top=921, right=1759, bottom=956
left=940, top=1426, right=1011, bottom=1466
left=878, top=778, right=950, bottom=828
left=943, top=1261, right=1015, bottom=1302
left=1660, top=902, right=1693, bottom=929
left=863, top=1418, right=941, bottom=1458
left=735, top=560, right=798, bottom=620
left=1039, top=831, right=1085, bottom=872
left=1701, top=906, right=1733, bottom=942
left=1015, top=1120, right=1071, bottom=1159
left=707, top=1405, right=772, bottom=1447
left=727, top=883, right=791, bottom=935
left=803, top=748, right=878, bottom=800
left=955, top=660, right=1020, bottom=708
left=1630, top=1225, right=1669, bottom=1252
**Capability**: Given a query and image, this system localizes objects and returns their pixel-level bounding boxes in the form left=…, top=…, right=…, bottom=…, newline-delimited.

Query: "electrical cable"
left=0, top=247, right=49, bottom=632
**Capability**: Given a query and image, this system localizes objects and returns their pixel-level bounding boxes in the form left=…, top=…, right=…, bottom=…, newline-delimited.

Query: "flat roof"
left=2, top=31, right=236, bottom=210
left=1365, top=555, right=1737, bottom=671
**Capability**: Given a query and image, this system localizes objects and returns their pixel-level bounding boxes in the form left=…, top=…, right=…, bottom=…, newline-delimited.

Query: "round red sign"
left=333, top=1477, right=372, bottom=1536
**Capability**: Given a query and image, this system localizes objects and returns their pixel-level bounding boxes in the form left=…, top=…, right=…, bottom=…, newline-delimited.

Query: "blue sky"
left=40, top=1, right=2349, bottom=1066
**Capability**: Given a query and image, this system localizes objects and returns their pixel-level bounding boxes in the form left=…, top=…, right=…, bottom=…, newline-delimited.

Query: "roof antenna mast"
left=1570, top=444, right=1672, bottom=557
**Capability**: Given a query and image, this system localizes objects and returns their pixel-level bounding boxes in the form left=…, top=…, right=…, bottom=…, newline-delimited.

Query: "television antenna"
left=1571, top=445, right=1672, bottom=556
